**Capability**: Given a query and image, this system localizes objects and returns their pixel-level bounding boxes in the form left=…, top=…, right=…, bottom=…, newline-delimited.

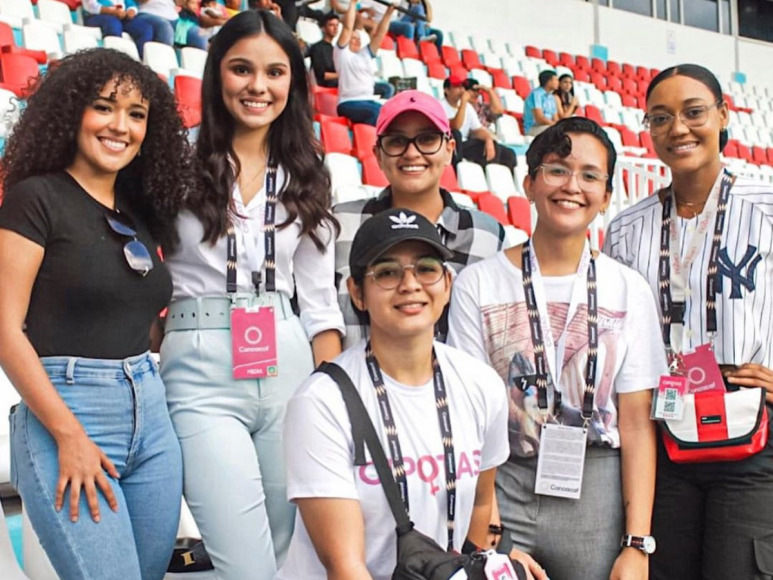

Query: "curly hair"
left=1, top=48, right=193, bottom=250
left=191, top=10, right=337, bottom=250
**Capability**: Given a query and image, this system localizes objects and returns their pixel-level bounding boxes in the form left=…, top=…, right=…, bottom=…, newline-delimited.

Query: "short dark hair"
left=538, top=70, right=557, bottom=88
left=646, top=63, right=728, bottom=152
left=319, top=11, right=339, bottom=27
left=525, top=117, right=616, bottom=192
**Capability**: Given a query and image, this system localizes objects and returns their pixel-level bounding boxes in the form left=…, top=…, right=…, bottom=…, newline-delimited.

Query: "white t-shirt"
left=276, top=341, right=510, bottom=580
left=334, top=43, right=377, bottom=103
left=165, top=165, right=345, bottom=340
left=136, top=0, right=178, bottom=19
left=441, top=98, right=482, bottom=141
left=448, top=251, right=668, bottom=458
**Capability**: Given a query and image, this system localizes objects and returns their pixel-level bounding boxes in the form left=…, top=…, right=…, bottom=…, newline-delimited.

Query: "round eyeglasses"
left=105, top=214, right=154, bottom=276
left=377, top=132, right=447, bottom=157
left=643, top=101, right=722, bottom=136
left=366, top=257, right=447, bottom=290
left=539, top=164, right=609, bottom=192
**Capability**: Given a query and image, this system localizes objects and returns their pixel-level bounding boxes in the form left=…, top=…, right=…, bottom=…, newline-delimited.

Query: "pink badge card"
left=231, top=307, right=278, bottom=379
left=681, top=344, right=726, bottom=394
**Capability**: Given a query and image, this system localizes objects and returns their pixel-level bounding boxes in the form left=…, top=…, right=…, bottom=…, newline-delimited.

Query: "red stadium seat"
left=623, top=78, right=639, bottom=95
left=0, top=54, right=40, bottom=97
left=441, top=46, right=461, bottom=68
left=584, top=104, right=605, bottom=126
left=320, top=121, right=353, bottom=155
left=753, top=146, right=768, bottom=166
left=767, top=147, right=773, bottom=166
left=559, top=52, right=575, bottom=68
left=620, top=126, right=640, bottom=148
left=723, top=93, right=737, bottom=111
left=525, top=45, right=540, bottom=59
left=621, top=63, right=635, bottom=78
left=361, top=155, right=389, bottom=187
left=315, top=113, right=349, bottom=126
left=352, top=123, right=377, bottom=160
left=621, top=94, right=637, bottom=108
left=590, top=72, right=607, bottom=91
left=723, top=139, right=740, bottom=158
left=314, top=91, right=339, bottom=117
left=476, top=193, right=508, bottom=225
left=380, top=35, right=395, bottom=51
left=427, top=62, right=447, bottom=79
left=491, top=69, right=512, bottom=89
left=507, top=196, right=532, bottom=235
left=576, top=55, right=591, bottom=70
left=542, top=49, right=558, bottom=67
left=606, top=75, right=622, bottom=93
left=591, top=58, right=606, bottom=74
left=419, top=41, right=441, bottom=65
left=607, top=60, right=621, bottom=76
left=736, top=143, right=753, bottom=162
left=512, top=76, right=531, bottom=99
left=650, top=68, right=660, bottom=78
left=449, top=65, right=468, bottom=80
left=573, top=68, right=590, bottom=83
left=312, top=85, right=337, bottom=95
left=0, top=22, right=46, bottom=64
left=440, top=165, right=460, bottom=191
left=0, top=22, right=13, bottom=49
left=396, top=36, right=420, bottom=60
left=640, top=130, right=654, bottom=154
left=461, top=49, right=485, bottom=71
left=174, top=75, right=202, bottom=128
left=636, top=66, right=650, bottom=82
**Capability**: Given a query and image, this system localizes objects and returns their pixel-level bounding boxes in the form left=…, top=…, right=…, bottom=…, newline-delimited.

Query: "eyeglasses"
left=539, top=164, right=609, bottom=192
left=365, top=257, right=447, bottom=290
left=105, top=214, right=154, bottom=277
left=643, top=101, right=722, bottom=135
left=377, top=132, right=448, bottom=157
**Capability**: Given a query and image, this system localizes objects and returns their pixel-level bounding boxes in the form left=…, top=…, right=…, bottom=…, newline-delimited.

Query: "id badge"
left=484, top=551, right=518, bottom=580
left=231, top=307, right=278, bottom=379
left=534, top=424, right=587, bottom=500
left=682, top=344, right=725, bottom=394
left=652, top=375, right=687, bottom=421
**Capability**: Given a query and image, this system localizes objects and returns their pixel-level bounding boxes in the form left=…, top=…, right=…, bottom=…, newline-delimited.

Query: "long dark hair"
left=556, top=73, right=574, bottom=107
left=646, top=64, right=728, bottom=152
left=191, top=9, right=337, bottom=249
left=2, top=49, right=192, bottom=249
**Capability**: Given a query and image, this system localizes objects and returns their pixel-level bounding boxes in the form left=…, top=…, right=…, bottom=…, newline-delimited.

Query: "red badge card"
left=231, top=307, right=278, bottom=379
left=681, top=344, right=726, bottom=394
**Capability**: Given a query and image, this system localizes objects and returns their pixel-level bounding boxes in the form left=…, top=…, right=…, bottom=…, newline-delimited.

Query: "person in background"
left=82, top=0, right=159, bottom=58
left=523, top=70, right=559, bottom=136
left=604, top=63, right=773, bottom=580
left=199, top=0, right=230, bottom=40
left=160, top=11, right=344, bottom=580
left=0, top=48, right=191, bottom=580
left=173, top=0, right=213, bottom=49
left=309, top=12, right=340, bottom=88
left=554, top=74, right=578, bottom=119
left=464, top=78, right=504, bottom=131
left=442, top=75, right=517, bottom=171
left=276, top=208, right=511, bottom=580
left=449, top=117, right=664, bottom=580
left=389, top=0, right=443, bottom=49
left=334, top=0, right=396, bottom=126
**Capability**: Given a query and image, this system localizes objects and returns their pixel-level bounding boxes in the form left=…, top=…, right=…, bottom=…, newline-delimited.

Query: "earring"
left=528, top=198, right=534, bottom=205
left=600, top=207, right=607, bottom=215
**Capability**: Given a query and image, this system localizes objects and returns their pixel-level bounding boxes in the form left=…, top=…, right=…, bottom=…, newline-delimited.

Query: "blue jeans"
left=338, top=99, right=382, bottom=126
left=10, top=353, right=183, bottom=580
left=375, top=80, right=395, bottom=99
left=84, top=13, right=123, bottom=38
left=134, top=12, right=174, bottom=46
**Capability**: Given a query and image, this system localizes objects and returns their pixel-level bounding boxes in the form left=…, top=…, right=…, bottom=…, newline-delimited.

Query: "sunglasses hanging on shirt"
left=104, top=214, right=154, bottom=277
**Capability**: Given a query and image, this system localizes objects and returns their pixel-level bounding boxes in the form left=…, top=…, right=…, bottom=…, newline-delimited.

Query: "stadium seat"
left=22, top=22, right=62, bottom=59
left=584, top=104, right=605, bottom=125
left=325, top=152, right=364, bottom=203
left=477, top=192, right=508, bottom=225
left=0, top=21, right=11, bottom=49
left=450, top=192, right=475, bottom=207
left=621, top=63, right=635, bottom=78
left=507, top=196, right=532, bottom=235
left=419, top=40, right=441, bottom=65
left=607, top=60, right=621, bottom=76
left=512, top=76, right=531, bottom=99
left=180, top=47, right=208, bottom=78
left=576, top=55, right=590, bottom=70
left=63, top=29, right=98, bottom=53
left=737, top=142, right=753, bottom=162
left=767, top=147, right=773, bottom=166
left=396, top=36, right=420, bottom=60
left=573, top=68, right=590, bottom=83
left=441, top=45, right=461, bottom=68
left=456, top=161, right=489, bottom=198
left=0, top=54, right=40, bottom=97
left=622, top=77, right=639, bottom=95
left=440, top=164, right=460, bottom=191
left=361, top=154, right=388, bottom=187
left=525, top=45, right=540, bottom=59
left=143, top=41, right=181, bottom=79
left=753, top=146, right=768, bottom=165
left=542, top=49, right=558, bottom=67
left=448, top=31, right=471, bottom=51
left=174, top=74, right=202, bottom=128
left=314, top=91, right=339, bottom=118
left=352, top=123, right=377, bottom=159
left=591, top=58, right=606, bottom=74
left=321, top=121, right=353, bottom=155
left=590, top=72, right=607, bottom=91
left=426, top=62, right=447, bottom=80
left=461, top=49, right=485, bottom=71
left=104, top=35, right=140, bottom=61
left=496, top=115, right=525, bottom=146
left=491, top=69, right=512, bottom=89
left=559, top=52, right=575, bottom=68
left=37, top=0, right=74, bottom=32
left=606, top=75, right=622, bottom=94
left=485, top=164, right=517, bottom=201
left=380, top=35, right=394, bottom=51
left=296, top=18, right=322, bottom=46
left=402, top=58, right=428, bottom=80
left=0, top=0, right=34, bottom=29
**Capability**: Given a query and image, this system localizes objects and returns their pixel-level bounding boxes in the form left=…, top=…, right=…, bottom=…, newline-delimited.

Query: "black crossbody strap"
left=316, top=362, right=413, bottom=534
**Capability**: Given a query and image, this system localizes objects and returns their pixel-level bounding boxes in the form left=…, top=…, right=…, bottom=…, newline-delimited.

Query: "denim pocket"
left=754, top=533, right=773, bottom=576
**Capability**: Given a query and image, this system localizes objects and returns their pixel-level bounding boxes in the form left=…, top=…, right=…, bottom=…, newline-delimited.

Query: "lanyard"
left=521, top=240, right=598, bottom=422
left=226, top=165, right=278, bottom=295
left=365, top=342, right=456, bottom=551
left=658, top=171, right=732, bottom=355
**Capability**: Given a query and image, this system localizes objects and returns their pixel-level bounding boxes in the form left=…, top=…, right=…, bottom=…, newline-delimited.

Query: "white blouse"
left=165, top=166, right=345, bottom=340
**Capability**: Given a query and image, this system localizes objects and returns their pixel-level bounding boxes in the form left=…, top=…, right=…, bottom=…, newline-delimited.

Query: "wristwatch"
left=620, top=534, right=657, bottom=555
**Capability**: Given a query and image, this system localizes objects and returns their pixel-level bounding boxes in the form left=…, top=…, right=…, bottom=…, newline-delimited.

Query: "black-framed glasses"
left=539, top=164, right=609, bottom=192
left=105, top=214, right=154, bottom=277
left=366, top=256, right=447, bottom=290
left=377, top=132, right=448, bottom=157
left=643, top=101, right=723, bottom=135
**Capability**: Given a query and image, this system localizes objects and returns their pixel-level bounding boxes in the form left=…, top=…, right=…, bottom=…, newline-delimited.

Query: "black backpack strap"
left=317, top=362, right=413, bottom=535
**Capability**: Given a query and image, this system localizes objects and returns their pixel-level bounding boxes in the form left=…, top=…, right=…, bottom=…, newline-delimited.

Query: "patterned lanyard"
left=226, top=165, right=278, bottom=294
left=521, top=241, right=598, bottom=422
left=365, top=342, right=457, bottom=551
left=658, top=172, right=732, bottom=354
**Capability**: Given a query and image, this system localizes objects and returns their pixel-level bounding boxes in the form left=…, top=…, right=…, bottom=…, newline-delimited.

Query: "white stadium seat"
left=456, top=161, right=489, bottom=193
left=0, top=0, right=34, bottom=29
left=180, top=47, right=208, bottom=78
left=63, top=29, right=99, bottom=54
left=22, top=22, right=62, bottom=59
left=104, top=35, right=141, bottom=61
left=486, top=163, right=518, bottom=201
left=37, top=0, right=73, bottom=33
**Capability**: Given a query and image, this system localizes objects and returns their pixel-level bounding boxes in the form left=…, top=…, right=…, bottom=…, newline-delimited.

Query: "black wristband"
left=496, top=525, right=513, bottom=556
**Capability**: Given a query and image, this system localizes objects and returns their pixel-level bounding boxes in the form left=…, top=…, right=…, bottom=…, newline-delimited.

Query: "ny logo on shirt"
left=717, top=245, right=762, bottom=299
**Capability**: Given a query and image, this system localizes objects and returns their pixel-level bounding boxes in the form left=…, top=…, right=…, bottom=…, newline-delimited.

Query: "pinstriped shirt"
left=334, top=188, right=505, bottom=348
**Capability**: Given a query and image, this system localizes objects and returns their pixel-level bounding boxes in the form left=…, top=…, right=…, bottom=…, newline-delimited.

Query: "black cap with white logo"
left=349, top=208, right=453, bottom=275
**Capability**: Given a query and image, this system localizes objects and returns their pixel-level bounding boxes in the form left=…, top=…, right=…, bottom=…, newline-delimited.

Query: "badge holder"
left=534, top=422, right=588, bottom=500
left=230, top=273, right=278, bottom=379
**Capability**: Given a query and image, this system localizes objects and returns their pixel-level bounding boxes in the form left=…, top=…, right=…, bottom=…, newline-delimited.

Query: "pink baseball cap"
left=376, top=90, right=451, bottom=136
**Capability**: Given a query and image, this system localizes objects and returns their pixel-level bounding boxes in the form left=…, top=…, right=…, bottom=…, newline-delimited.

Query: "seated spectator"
left=82, top=0, right=159, bottom=58
left=249, top=0, right=283, bottom=19
left=442, top=75, right=517, bottom=171
left=131, top=0, right=209, bottom=51
left=309, top=12, right=340, bottom=88
left=199, top=0, right=230, bottom=39
left=555, top=73, right=579, bottom=118
left=389, top=0, right=443, bottom=49
left=221, top=0, right=242, bottom=17
left=523, top=70, right=559, bottom=136
left=173, top=0, right=212, bottom=49
left=335, top=1, right=396, bottom=126
left=464, top=78, right=504, bottom=129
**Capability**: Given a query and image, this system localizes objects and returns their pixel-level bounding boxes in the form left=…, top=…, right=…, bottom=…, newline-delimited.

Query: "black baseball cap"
left=349, top=208, right=453, bottom=275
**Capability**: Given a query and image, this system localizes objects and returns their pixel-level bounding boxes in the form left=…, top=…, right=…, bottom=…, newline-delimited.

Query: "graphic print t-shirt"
left=448, top=251, right=668, bottom=458
left=277, top=341, right=509, bottom=580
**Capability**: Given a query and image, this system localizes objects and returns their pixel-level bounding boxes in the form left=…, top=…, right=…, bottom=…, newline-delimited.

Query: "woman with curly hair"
left=159, top=10, right=344, bottom=580
left=0, top=48, right=191, bottom=580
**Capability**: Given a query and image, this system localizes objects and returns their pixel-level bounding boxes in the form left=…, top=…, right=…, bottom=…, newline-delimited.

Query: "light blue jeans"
left=160, top=293, right=314, bottom=580
left=9, top=352, right=183, bottom=580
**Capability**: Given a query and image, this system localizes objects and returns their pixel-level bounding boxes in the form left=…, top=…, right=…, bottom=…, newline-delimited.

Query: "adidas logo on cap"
left=389, top=212, right=420, bottom=230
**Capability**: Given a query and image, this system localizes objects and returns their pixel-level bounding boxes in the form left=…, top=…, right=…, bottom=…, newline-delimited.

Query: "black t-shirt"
left=0, top=172, right=173, bottom=359
left=309, top=39, right=338, bottom=88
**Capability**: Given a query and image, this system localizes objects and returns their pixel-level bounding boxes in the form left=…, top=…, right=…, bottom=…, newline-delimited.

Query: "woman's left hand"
left=609, top=548, right=648, bottom=580
left=723, top=364, right=773, bottom=403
